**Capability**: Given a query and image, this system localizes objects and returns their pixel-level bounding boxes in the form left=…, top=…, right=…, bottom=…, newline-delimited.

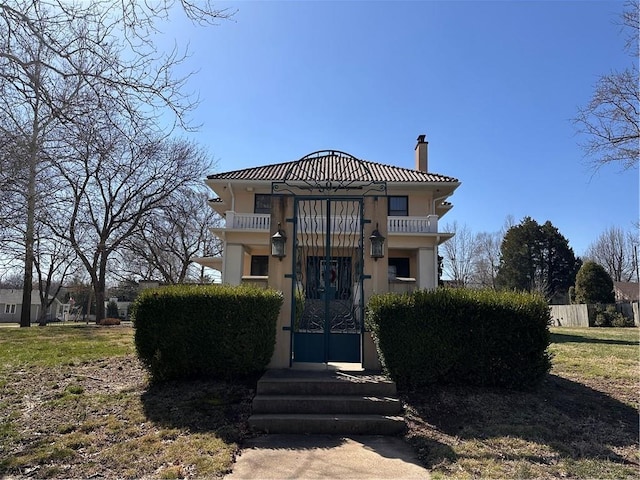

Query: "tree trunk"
left=94, top=254, right=107, bottom=323
left=94, top=283, right=106, bottom=323
left=20, top=133, right=38, bottom=328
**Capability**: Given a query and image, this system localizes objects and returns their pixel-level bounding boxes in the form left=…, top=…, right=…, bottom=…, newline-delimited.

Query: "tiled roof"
left=207, top=151, right=458, bottom=184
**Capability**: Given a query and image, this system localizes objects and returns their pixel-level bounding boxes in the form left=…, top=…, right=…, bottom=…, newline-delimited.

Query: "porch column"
left=417, top=247, right=436, bottom=290
left=268, top=194, right=293, bottom=368
left=223, top=244, right=244, bottom=285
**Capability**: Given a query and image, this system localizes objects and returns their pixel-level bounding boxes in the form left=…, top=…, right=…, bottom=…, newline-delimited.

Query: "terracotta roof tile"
left=207, top=151, right=458, bottom=184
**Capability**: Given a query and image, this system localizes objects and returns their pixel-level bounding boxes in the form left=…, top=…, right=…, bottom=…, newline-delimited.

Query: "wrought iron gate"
left=291, top=197, right=364, bottom=363
left=271, top=150, right=387, bottom=365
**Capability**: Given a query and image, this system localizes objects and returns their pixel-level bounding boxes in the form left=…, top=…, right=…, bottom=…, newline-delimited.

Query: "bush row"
left=133, top=284, right=282, bottom=382
left=366, top=288, right=552, bottom=390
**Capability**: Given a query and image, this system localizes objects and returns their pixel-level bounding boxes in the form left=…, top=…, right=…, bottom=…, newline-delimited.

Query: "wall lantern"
left=271, top=222, right=287, bottom=260
left=369, top=224, right=385, bottom=261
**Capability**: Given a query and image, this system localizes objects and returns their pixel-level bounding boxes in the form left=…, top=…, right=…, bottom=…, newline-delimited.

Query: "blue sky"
left=162, top=0, right=638, bottom=257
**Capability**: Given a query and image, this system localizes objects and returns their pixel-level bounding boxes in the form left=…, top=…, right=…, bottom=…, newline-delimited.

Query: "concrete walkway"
left=225, top=434, right=430, bottom=479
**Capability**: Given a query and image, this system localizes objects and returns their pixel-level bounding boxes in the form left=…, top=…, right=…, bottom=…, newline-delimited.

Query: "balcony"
left=223, top=212, right=439, bottom=234
left=388, top=215, right=438, bottom=234
left=224, top=212, right=270, bottom=230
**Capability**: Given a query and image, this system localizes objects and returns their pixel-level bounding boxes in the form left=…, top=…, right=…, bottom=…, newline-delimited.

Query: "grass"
left=0, top=324, right=252, bottom=479
left=1, top=323, right=638, bottom=479
left=0, top=323, right=134, bottom=367
left=550, top=327, right=639, bottom=383
left=404, top=327, right=639, bottom=479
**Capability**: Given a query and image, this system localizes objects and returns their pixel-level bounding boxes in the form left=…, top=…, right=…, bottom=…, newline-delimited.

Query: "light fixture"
left=271, top=222, right=287, bottom=260
left=369, top=223, right=385, bottom=260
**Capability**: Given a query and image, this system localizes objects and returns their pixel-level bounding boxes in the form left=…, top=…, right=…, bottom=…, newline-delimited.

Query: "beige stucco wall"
left=408, top=191, right=433, bottom=216
left=267, top=194, right=294, bottom=368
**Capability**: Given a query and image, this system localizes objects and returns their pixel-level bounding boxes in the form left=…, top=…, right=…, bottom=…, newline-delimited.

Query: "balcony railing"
left=225, top=212, right=271, bottom=230
left=224, top=212, right=439, bottom=234
left=388, top=215, right=438, bottom=233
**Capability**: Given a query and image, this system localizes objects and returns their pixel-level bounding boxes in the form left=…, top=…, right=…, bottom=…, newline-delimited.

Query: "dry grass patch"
left=0, top=325, right=254, bottom=479
left=404, top=327, right=639, bottom=479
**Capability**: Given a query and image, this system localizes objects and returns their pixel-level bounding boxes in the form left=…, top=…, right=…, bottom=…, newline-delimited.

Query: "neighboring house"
left=0, top=289, right=63, bottom=323
left=194, top=135, right=460, bottom=368
left=614, top=282, right=639, bottom=303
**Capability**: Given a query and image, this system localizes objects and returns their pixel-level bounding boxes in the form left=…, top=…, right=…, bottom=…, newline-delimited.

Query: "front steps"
left=249, top=369, right=405, bottom=435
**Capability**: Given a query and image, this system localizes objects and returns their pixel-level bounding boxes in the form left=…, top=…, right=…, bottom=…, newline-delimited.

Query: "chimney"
left=415, top=134, right=428, bottom=172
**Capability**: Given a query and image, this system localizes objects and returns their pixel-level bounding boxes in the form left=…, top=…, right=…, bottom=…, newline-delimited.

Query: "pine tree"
left=496, top=217, right=581, bottom=301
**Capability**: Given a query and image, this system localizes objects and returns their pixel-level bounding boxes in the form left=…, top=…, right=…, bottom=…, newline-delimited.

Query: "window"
left=388, top=196, right=408, bottom=216
left=4, top=304, right=16, bottom=314
left=388, top=258, right=410, bottom=278
left=250, top=255, right=269, bottom=276
left=254, top=194, right=271, bottom=214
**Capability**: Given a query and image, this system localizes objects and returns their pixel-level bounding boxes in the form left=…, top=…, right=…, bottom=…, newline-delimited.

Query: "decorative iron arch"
left=272, top=150, right=386, bottom=196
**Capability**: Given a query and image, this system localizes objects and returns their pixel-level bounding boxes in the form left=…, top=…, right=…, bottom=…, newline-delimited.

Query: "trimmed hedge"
left=133, top=284, right=282, bottom=382
left=366, top=288, right=552, bottom=390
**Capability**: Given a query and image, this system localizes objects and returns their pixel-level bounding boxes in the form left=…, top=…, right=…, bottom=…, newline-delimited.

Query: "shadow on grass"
left=550, top=332, right=638, bottom=346
left=403, top=374, right=639, bottom=470
left=141, top=375, right=260, bottom=444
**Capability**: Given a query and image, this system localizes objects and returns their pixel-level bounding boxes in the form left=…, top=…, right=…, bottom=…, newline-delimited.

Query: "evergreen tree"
left=574, top=261, right=615, bottom=304
left=496, top=217, right=581, bottom=301
left=106, top=300, right=120, bottom=318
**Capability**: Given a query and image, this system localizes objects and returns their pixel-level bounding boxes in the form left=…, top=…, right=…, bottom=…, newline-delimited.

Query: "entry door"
left=292, top=198, right=364, bottom=363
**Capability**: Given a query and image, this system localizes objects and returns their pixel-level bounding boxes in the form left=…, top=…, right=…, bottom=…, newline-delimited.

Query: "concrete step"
left=252, top=395, right=403, bottom=415
left=249, top=414, right=406, bottom=435
left=256, top=370, right=397, bottom=397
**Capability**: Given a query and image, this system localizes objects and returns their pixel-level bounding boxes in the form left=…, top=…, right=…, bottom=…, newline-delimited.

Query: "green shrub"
left=106, top=300, right=120, bottom=318
left=133, top=284, right=282, bottom=382
left=294, top=289, right=305, bottom=330
left=593, top=304, right=630, bottom=327
left=574, top=261, right=615, bottom=304
left=366, top=288, right=552, bottom=390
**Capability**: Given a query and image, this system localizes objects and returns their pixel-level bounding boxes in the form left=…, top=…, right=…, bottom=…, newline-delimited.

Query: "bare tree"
left=470, top=215, right=521, bottom=289
left=586, top=226, right=638, bottom=282
left=117, top=188, right=222, bottom=284
left=51, top=113, right=213, bottom=321
left=472, top=232, right=502, bottom=288
left=0, top=0, right=232, bottom=326
left=574, top=0, right=639, bottom=171
left=33, top=217, right=81, bottom=325
left=441, top=221, right=479, bottom=287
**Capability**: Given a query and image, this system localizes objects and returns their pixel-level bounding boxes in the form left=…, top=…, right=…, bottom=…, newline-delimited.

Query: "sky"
left=160, top=0, right=638, bottom=257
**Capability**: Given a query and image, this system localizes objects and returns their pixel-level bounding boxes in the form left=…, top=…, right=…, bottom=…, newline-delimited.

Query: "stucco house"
left=195, top=135, right=460, bottom=369
left=0, top=289, right=63, bottom=323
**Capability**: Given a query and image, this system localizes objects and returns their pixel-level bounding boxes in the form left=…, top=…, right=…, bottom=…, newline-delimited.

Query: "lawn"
left=1, top=324, right=638, bottom=479
left=0, top=324, right=253, bottom=479
left=403, top=326, right=639, bottom=479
